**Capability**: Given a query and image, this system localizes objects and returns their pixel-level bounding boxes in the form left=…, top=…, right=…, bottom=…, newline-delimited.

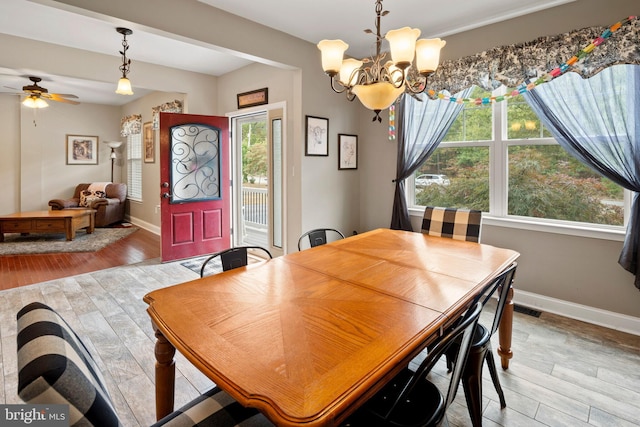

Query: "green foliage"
left=241, top=120, right=267, bottom=183
left=413, top=85, right=625, bottom=226
left=415, top=146, right=490, bottom=210
left=244, top=143, right=267, bottom=181
left=443, top=87, right=492, bottom=142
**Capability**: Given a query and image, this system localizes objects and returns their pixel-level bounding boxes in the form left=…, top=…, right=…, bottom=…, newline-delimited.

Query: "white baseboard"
left=125, top=215, right=160, bottom=235
left=514, top=290, right=640, bottom=337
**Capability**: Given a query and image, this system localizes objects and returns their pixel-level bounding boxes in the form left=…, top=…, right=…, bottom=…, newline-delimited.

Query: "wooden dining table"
left=144, top=228, right=520, bottom=426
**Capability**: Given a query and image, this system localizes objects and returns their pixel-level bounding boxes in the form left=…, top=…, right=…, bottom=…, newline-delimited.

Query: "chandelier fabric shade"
left=317, top=0, right=445, bottom=121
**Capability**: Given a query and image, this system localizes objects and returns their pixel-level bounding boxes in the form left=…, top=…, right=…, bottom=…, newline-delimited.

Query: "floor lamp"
left=104, top=141, right=123, bottom=182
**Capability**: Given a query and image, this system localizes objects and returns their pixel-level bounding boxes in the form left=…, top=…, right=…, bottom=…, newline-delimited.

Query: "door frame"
left=227, top=101, right=287, bottom=256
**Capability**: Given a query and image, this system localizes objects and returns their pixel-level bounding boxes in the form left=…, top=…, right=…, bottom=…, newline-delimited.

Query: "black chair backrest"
left=383, top=301, right=483, bottom=421
left=298, top=228, right=345, bottom=250
left=483, top=262, right=517, bottom=337
left=200, top=246, right=272, bottom=277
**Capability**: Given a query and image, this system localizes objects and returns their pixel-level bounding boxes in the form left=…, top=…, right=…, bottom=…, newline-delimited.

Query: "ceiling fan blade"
left=43, top=93, right=80, bottom=104
left=51, top=93, right=79, bottom=99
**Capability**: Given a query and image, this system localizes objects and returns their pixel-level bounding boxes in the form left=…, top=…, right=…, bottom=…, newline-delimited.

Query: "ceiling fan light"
left=22, top=96, right=49, bottom=109
left=116, top=77, right=134, bottom=95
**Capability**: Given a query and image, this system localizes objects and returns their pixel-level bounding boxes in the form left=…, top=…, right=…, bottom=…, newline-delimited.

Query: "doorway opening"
left=231, top=107, right=284, bottom=256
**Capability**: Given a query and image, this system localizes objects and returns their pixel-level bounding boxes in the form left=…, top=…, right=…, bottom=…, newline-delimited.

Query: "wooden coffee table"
left=0, top=209, right=95, bottom=242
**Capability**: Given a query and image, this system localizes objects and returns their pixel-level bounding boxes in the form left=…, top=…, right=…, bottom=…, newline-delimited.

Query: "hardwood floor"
left=1, top=237, right=639, bottom=426
left=0, top=227, right=160, bottom=291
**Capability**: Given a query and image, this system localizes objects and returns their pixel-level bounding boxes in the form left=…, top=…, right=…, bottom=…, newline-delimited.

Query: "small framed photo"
left=66, top=134, right=99, bottom=165
left=338, top=134, right=358, bottom=170
left=237, top=87, right=268, bottom=109
left=144, top=121, right=155, bottom=163
left=305, top=115, right=329, bottom=156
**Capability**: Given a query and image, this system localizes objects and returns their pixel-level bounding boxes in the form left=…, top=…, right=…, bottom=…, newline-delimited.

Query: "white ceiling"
left=0, top=0, right=574, bottom=106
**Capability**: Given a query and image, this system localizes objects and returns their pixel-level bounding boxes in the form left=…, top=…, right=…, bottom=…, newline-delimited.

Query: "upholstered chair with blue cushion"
left=16, top=301, right=274, bottom=427
left=421, top=206, right=482, bottom=242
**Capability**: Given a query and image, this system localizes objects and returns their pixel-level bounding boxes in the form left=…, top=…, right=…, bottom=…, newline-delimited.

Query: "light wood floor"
left=1, top=245, right=639, bottom=426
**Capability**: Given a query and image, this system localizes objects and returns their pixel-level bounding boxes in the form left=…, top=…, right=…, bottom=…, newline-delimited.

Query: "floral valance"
left=120, top=114, right=142, bottom=137
left=427, top=17, right=640, bottom=94
left=152, top=99, right=183, bottom=129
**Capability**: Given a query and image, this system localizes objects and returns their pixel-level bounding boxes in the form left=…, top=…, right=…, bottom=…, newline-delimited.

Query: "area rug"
left=0, top=227, right=138, bottom=255
left=180, top=255, right=222, bottom=277
left=179, top=253, right=265, bottom=277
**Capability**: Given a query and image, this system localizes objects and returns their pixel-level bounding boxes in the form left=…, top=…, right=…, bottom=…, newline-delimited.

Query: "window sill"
left=408, top=208, right=626, bottom=242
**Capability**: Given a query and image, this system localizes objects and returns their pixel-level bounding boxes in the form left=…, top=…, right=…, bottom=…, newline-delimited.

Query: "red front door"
left=159, top=112, right=230, bottom=262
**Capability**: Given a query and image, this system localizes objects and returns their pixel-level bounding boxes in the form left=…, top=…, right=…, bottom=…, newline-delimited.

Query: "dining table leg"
left=497, top=284, right=514, bottom=369
left=153, top=326, right=176, bottom=420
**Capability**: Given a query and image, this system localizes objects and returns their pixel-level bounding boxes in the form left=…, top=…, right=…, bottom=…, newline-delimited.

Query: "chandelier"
left=115, top=27, right=134, bottom=95
left=317, top=0, right=445, bottom=122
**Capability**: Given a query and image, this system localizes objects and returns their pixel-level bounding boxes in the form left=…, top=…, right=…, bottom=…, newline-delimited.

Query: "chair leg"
left=461, top=348, right=485, bottom=427
left=486, top=349, right=507, bottom=408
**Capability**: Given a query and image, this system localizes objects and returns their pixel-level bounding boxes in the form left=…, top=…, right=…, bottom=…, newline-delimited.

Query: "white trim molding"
left=515, top=290, right=640, bottom=337
left=126, top=215, right=160, bottom=235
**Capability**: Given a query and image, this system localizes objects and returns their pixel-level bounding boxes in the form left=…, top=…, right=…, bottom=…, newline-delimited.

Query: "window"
left=412, top=86, right=491, bottom=212
left=410, top=84, right=625, bottom=229
left=127, top=133, right=142, bottom=201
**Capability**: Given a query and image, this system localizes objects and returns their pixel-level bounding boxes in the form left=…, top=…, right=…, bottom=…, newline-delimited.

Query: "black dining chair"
left=444, top=262, right=518, bottom=427
left=421, top=206, right=482, bottom=243
left=297, top=228, right=345, bottom=250
left=200, top=245, right=272, bottom=277
left=342, top=301, right=483, bottom=427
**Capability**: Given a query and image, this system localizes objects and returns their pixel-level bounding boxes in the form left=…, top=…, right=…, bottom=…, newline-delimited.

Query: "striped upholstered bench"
left=16, top=301, right=274, bottom=427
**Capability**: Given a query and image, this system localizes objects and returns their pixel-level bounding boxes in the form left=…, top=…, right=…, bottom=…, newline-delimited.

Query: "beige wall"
left=120, top=91, right=187, bottom=230
left=0, top=92, right=120, bottom=215
left=0, top=94, right=21, bottom=214
left=357, top=0, right=640, bottom=323
left=1, top=0, right=638, bottom=327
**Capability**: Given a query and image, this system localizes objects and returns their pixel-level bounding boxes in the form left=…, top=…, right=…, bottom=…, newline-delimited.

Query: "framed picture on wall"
left=237, top=87, right=268, bottom=109
left=143, top=121, right=155, bottom=163
left=338, top=134, right=358, bottom=170
left=66, top=134, right=99, bottom=165
left=305, top=115, right=329, bottom=156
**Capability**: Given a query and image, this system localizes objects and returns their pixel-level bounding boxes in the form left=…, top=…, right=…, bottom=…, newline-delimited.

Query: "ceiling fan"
left=7, top=76, right=80, bottom=107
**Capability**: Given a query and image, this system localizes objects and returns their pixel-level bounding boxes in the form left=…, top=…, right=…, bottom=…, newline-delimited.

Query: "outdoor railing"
left=242, top=186, right=267, bottom=227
